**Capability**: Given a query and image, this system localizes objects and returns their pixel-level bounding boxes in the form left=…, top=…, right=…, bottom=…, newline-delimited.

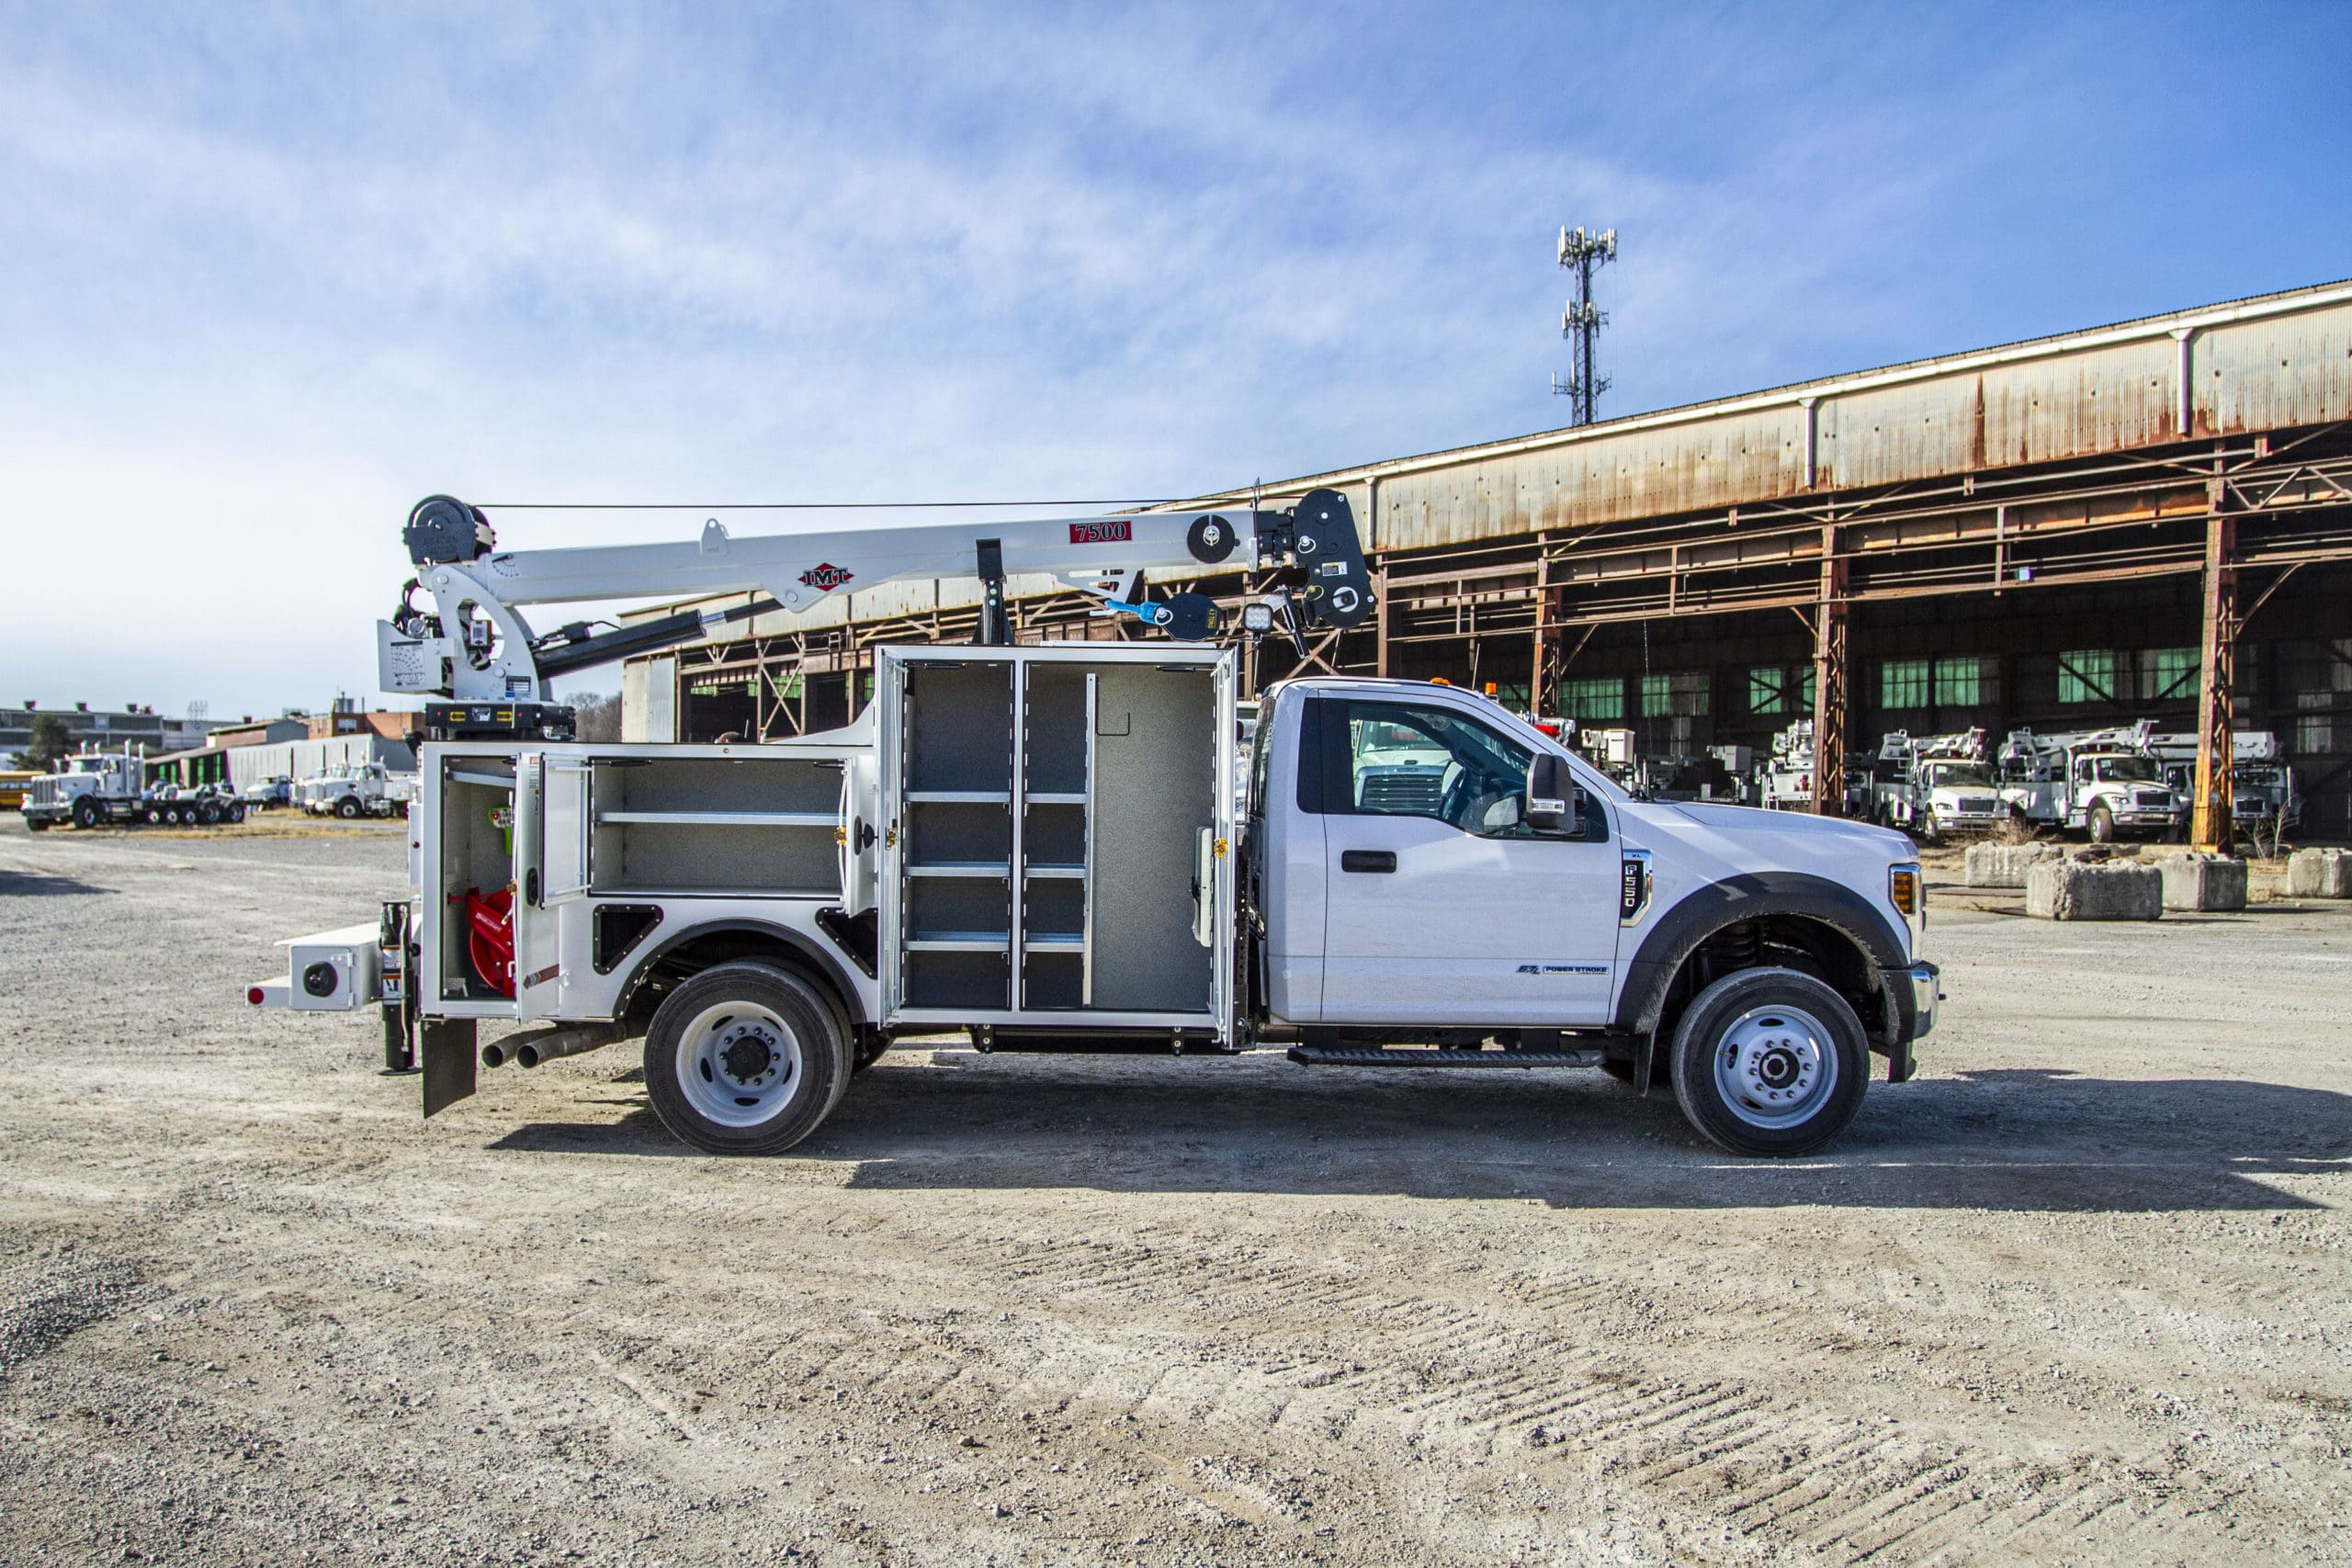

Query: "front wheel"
left=73, top=797, right=100, bottom=829
left=25, top=816, right=50, bottom=831
left=335, top=797, right=361, bottom=819
left=1669, top=967, right=1871, bottom=1157
left=643, top=962, right=851, bottom=1155
left=2086, top=802, right=2116, bottom=843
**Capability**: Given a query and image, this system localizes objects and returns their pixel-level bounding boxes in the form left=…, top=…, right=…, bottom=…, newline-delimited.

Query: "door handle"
left=1340, top=850, right=1396, bottom=874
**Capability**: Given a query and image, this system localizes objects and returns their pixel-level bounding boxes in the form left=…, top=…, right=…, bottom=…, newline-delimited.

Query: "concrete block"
left=1964, top=840, right=2061, bottom=889
left=2025, top=860, right=2163, bottom=921
left=2158, top=853, right=2248, bottom=912
left=2286, top=848, right=2352, bottom=898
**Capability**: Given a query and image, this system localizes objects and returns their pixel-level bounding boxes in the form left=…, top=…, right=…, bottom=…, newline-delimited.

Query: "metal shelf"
left=907, top=862, right=1012, bottom=878
left=1025, top=792, right=1086, bottom=807
left=1023, top=863, right=1085, bottom=879
left=907, top=790, right=1012, bottom=805
left=906, top=931, right=1012, bottom=953
left=1022, top=931, right=1084, bottom=952
left=597, top=810, right=835, bottom=828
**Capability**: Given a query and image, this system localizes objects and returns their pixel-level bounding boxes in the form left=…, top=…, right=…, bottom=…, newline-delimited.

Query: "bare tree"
left=572, top=694, right=623, bottom=743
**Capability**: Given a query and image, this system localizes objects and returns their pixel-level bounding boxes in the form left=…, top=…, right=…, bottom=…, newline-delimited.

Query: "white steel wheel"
left=1670, top=965, right=1870, bottom=1157
left=644, top=961, right=849, bottom=1156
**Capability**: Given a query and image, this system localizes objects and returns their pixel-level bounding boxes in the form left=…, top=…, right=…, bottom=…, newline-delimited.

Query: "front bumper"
left=1905, top=961, right=1940, bottom=1043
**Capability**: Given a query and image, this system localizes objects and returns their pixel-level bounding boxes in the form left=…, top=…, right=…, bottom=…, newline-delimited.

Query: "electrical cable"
left=470, top=498, right=1184, bottom=511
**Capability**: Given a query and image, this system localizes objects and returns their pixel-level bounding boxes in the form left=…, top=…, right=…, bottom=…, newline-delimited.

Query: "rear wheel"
left=643, top=962, right=850, bottom=1155
left=1669, top=967, right=1870, bottom=1157
left=144, top=805, right=164, bottom=824
left=198, top=801, right=220, bottom=825
left=229, top=802, right=247, bottom=823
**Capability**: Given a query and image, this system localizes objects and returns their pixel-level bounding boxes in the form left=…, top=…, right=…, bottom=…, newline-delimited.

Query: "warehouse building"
left=625, top=279, right=2352, bottom=837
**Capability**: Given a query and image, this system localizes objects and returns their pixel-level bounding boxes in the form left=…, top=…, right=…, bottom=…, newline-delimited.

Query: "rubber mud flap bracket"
left=421, top=1018, right=479, bottom=1118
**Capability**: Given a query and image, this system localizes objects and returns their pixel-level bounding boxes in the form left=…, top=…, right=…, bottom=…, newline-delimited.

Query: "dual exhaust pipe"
left=481, top=1021, right=625, bottom=1070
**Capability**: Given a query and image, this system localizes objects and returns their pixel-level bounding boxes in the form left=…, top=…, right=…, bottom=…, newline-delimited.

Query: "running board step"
left=1286, top=1045, right=1606, bottom=1069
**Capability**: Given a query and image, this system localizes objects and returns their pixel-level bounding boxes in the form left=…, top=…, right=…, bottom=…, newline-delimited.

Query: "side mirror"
left=1524, top=753, right=1582, bottom=836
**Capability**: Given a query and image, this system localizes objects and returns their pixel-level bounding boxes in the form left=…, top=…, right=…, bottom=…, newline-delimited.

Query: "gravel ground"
left=1, top=816, right=2347, bottom=1566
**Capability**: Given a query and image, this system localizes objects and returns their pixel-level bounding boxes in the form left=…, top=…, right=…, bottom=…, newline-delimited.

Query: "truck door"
left=512, top=749, right=591, bottom=1021
left=1306, top=696, right=1621, bottom=1026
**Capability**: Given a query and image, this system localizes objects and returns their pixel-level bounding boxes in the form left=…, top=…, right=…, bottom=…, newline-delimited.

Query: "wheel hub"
left=720, top=1028, right=777, bottom=1085
left=1713, top=1005, right=1838, bottom=1130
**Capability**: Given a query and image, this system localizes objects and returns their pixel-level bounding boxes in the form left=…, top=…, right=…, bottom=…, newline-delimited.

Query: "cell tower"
left=1552, top=224, right=1616, bottom=425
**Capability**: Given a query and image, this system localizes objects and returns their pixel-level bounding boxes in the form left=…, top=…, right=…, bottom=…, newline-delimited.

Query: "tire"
left=25, top=816, right=49, bottom=831
left=2087, top=802, right=2115, bottom=843
left=144, top=806, right=164, bottom=824
left=643, top=962, right=851, bottom=1155
left=229, top=803, right=246, bottom=823
left=1669, top=967, right=1871, bottom=1157
left=72, top=797, right=100, bottom=829
left=1917, top=811, right=1941, bottom=847
left=198, top=802, right=220, bottom=825
left=336, top=797, right=361, bottom=819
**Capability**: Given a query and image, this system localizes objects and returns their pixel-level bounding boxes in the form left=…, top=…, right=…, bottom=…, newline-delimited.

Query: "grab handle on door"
left=1340, top=850, right=1396, bottom=874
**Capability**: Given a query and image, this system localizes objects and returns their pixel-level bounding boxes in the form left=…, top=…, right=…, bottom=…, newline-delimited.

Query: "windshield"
left=2082, top=755, right=2158, bottom=783
left=1923, top=762, right=1991, bottom=788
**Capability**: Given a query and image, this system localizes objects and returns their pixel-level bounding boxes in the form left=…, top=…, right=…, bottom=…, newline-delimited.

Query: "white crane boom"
left=379, top=491, right=1374, bottom=722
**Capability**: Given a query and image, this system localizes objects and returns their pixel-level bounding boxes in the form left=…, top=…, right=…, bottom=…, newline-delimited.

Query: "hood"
left=1646, top=798, right=1914, bottom=854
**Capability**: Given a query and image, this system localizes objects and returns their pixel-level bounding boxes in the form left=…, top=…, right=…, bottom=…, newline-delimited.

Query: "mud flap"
left=421, top=1018, right=478, bottom=1117
left=1632, top=1030, right=1657, bottom=1096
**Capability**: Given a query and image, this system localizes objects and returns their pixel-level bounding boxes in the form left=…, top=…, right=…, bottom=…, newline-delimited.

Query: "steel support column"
left=1811, top=524, right=1848, bottom=817
left=2192, top=488, right=2237, bottom=851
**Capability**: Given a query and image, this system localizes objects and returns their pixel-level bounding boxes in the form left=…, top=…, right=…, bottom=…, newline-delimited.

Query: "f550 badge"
left=1619, top=850, right=1653, bottom=924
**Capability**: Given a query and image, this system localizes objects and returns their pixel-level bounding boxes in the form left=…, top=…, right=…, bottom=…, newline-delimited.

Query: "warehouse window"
left=2143, top=647, right=2199, bottom=702
left=1882, top=660, right=1931, bottom=710
left=2058, top=650, right=2119, bottom=705
left=1933, top=657, right=1983, bottom=706
left=1747, top=666, right=1791, bottom=715
left=1642, top=671, right=1713, bottom=718
left=1559, top=677, right=1624, bottom=722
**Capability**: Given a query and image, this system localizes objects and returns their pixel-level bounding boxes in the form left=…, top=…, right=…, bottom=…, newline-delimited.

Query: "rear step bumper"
left=1288, top=1045, right=1606, bottom=1069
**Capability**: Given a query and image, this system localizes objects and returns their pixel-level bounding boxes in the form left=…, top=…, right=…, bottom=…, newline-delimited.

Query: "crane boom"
left=379, top=490, right=1373, bottom=713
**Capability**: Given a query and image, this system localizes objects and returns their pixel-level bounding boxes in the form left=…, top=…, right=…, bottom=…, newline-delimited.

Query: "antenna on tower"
left=1552, top=224, right=1616, bottom=425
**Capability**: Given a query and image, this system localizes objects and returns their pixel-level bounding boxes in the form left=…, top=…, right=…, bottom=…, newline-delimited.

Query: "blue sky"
left=3, top=3, right=2346, bottom=718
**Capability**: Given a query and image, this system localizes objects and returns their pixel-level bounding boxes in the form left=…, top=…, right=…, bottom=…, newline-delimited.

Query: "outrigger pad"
left=421, top=1018, right=478, bottom=1118
left=1288, top=488, right=1375, bottom=631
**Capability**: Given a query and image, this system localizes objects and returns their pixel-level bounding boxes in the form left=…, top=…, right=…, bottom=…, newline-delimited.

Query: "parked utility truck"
left=1871, top=729, right=1998, bottom=842
left=1995, top=722, right=2187, bottom=841
left=250, top=491, right=1938, bottom=1159
left=18, top=747, right=246, bottom=829
left=2147, top=729, right=2299, bottom=838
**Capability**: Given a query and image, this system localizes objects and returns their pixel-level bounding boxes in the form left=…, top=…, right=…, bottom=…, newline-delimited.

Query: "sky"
left=3, top=2, right=2347, bottom=719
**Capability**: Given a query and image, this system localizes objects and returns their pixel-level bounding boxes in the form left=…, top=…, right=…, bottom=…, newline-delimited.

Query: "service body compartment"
left=414, top=735, right=867, bottom=1025
left=876, top=644, right=1237, bottom=1041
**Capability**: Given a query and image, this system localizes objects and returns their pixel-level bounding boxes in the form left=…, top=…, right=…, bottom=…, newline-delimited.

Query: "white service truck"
left=1995, top=722, right=2188, bottom=841
left=250, top=491, right=1939, bottom=1159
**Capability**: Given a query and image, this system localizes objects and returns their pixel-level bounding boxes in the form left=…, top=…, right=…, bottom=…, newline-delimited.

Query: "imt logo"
left=798, top=563, right=854, bottom=591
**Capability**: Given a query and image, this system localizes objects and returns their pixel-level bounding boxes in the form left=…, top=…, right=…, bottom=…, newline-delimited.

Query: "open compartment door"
left=513, top=750, right=590, bottom=1021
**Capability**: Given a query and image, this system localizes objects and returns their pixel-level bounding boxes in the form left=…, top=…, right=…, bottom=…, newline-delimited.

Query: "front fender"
left=1612, top=871, right=1909, bottom=1037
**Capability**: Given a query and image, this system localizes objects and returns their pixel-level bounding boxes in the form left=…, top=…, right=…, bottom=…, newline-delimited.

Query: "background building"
left=621, top=279, right=2352, bottom=837
left=1, top=702, right=209, bottom=761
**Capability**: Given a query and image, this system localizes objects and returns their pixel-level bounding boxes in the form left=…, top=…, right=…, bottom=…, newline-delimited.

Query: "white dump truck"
left=1871, top=728, right=1998, bottom=842
left=1995, top=721, right=2188, bottom=841
left=250, top=491, right=1938, bottom=1159
left=298, top=761, right=415, bottom=819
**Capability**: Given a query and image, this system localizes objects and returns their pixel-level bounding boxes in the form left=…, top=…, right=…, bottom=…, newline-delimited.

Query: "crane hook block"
left=1286, top=488, right=1375, bottom=632
left=404, top=495, right=494, bottom=566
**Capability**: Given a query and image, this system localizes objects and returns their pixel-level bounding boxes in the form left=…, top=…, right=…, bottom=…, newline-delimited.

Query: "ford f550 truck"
left=250, top=493, right=1939, bottom=1159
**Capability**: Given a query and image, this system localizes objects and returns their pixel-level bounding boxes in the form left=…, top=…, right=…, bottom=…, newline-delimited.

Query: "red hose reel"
left=461, top=886, right=514, bottom=998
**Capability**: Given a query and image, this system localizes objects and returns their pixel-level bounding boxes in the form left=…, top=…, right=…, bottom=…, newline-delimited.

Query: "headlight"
left=1889, top=863, right=1922, bottom=919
